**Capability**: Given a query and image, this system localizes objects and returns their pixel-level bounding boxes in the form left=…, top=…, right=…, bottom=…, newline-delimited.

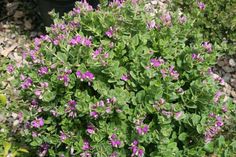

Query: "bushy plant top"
left=170, top=0, right=236, bottom=55
left=2, top=0, right=235, bottom=156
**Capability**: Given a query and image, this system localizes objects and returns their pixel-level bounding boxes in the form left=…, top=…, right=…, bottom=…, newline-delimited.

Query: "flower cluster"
left=129, top=140, right=144, bottom=157
left=109, top=134, right=121, bottom=148
left=76, top=70, right=95, bottom=82
left=204, top=115, right=224, bottom=143
left=90, top=97, right=117, bottom=119
left=65, top=100, right=77, bottom=118
left=69, top=35, right=92, bottom=47
left=58, top=69, right=72, bottom=86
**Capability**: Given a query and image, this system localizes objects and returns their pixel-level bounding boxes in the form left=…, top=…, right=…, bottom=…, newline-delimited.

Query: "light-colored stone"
left=229, top=59, right=236, bottom=67
left=217, top=60, right=225, bottom=67
left=223, top=73, right=231, bottom=83
left=222, top=66, right=235, bottom=73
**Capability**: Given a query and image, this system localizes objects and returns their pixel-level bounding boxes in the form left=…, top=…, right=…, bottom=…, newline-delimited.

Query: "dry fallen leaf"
left=13, top=10, right=24, bottom=19
left=0, top=43, right=17, bottom=57
left=24, top=19, right=32, bottom=30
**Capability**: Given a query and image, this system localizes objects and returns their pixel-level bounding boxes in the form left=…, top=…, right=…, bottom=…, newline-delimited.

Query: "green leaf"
left=204, top=142, right=214, bottom=153
left=17, top=148, right=29, bottom=153
left=0, top=94, right=7, bottom=106
left=178, top=132, right=188, bottom=141
left=3, top=142, right=11, bottom=157
left=42, top=91, right=56, bottom=102
left=56, top=52, right=68, bottom=63
left=191, top=114, right=201, bottom=126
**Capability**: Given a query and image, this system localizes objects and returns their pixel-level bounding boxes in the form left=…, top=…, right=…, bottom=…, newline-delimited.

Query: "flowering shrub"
left=2, top=0, right=235, bottom=156
left=170, top=0, right=236, bottom=55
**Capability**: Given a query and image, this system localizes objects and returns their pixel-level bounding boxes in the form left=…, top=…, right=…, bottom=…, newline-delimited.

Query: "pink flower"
left=31, top=117, right=44, bottom=128
left=90, top=111, right=98, bottom=119
left=161, top=12, right=172, bottom=26
left=121, top=74, right=129, bottom=81
left=82, top=140, right=91, bottom=151
left=73, top=7, right=81, bottom=14
left=60, top=131, right=68, bottom=141
left=169, top=66, right=179, bottom=80
left=105, top=27, right=114, bottom=38
left=198, top=2, right=206, bottom=10
left=202, top=42, right=212, bottom=52
left=34, top=89, right=42, bottom=97
left=92, top=47, right=103, bottom=59
left=7, top=64, right=14, bottom=73
left=38, top=67, right=48, bottom=76
left=21, top=78, right=33, bottom=89
left=213, top=91, right=223, bottom=103
left=87, top=124, right=96, bottom=134
left=179, top=15, right=187, bottom=24
left=174, top=111, right=184, bottom=120
left=147, top=20, right=156, bottom=30
left=136, top=124, right=149, bottom=135
left=150, top=58, right=164, bottom=67
left=109, top=134, right=121, bottom=148
left=66, top=100, right=77, bottom=118
left=40, top=82, right=49, bottom=88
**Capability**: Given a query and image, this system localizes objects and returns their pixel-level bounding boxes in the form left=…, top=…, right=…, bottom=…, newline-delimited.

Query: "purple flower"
left=92, top=47, right=103, bottom=59
left=90, top=111, right=99, bottom=119
left=53, top=39, right=59, bottom=45
left=34, top=37, right=42, bottom=46
left=147, top=20, right=156, bottom=30
left=202, top=42, right=212, bottom=52
left=105, top=27, right=114, bottom=38
left=32, top=131, right=38, bottom=137
left=161, top=12, right=172, bottom=26
left=21, top=78, right=33, bottom=89
left=31, top=99, right=38, bottom=108
left=109, top=134, right=121, bottom=148
left=31, top=117, right=44, bottom=128
left=58, top=74, right=70, bottom=86
left=82, top=37, right=92, bottom=47
left=76, top=71, right=95, bottom=81
left=179, top=15, right=187, bottom=24
left=84, top=71, right=95, bottom=81
left=7, top=64, right=14, bottom=73
left=80, top=152, right=92, bottom=157
left=38, top=143, right=49, bottom=157
left=76, top=70, right=84, bottom=80
left=162, top=110, right=173, bottom=118
left=213, top=91, right=223, bottom=103
left=40, top=82, right=49, bottom=88
left=215, top=120, right=224, bottom=127
left=60, top=131, right=68, bottom=141
left=50, top=110, right=58, bottom=117
left=174, top=111, right=184, bottom=120
left=66, top=100, right=77, bottom=118
left=40, top=35, right=51, bottom=42
left=150, top=58, right=165, bottom=67
left=82, top=140, right=91, bottom=151
left=70, top=35, right=82, bottom=45
left=110, top=152, right=118, bottom=157
left=130, top=140, right=144, bottom=157
left=160, top=69, right=167, bottom=78
left=87, top=124, right=96, bottom=134
left=38, top=67, right=48, bottom=76
left=136, top=124, right=149, bottom=135
left=121, top=74, right=129, bottom=81
left=198, top=2, right=206, bottom=10
left=169, top=66, right=179, bottom=80
left=222, top=105, right=227, bottom=113
left=192, top=53, right=204, bottom=62
left=73, top=7, right=80, bottom=14
left=34, top=89, right=42, bottom=97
